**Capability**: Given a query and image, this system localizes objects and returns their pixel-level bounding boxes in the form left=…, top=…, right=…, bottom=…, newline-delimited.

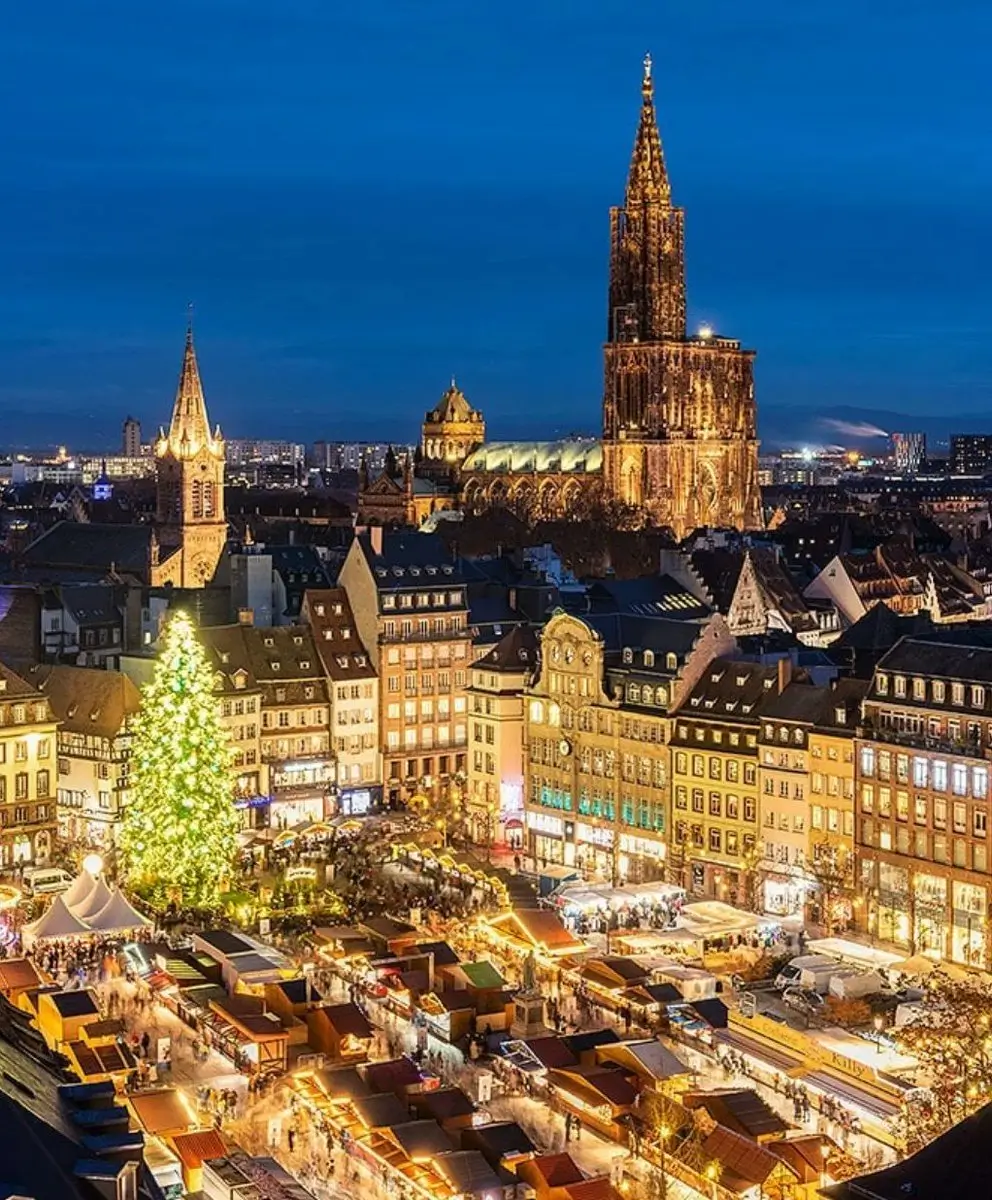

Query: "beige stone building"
left=856, top=633, right=992, bottom=968
left=523, top=607, right=734, bottom=881
left=24, top=665, right=141, bottom=851
left=0, top=662, right=58, bottom=866
left=302, top=588, right=381, bottom=815
left=465, top=627, right=536, bottom=850
left=339, top=530, right=471, bottom=809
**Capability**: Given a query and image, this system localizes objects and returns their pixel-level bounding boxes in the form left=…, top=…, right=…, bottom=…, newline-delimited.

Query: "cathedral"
left=359, top=57, right=762, bottom=540
left=152, top=327, right=228, bottom=588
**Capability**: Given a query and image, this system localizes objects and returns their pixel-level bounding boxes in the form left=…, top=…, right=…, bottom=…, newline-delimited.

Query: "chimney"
left=777, top=655, right=792, bottom=694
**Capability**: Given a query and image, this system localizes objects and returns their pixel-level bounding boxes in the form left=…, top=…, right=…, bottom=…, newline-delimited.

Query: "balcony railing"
left=860, top=721, right=988, bottom=760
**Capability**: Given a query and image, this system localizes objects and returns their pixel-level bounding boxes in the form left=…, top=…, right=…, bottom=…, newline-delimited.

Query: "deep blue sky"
left=2, top=1, right=991, bottom=449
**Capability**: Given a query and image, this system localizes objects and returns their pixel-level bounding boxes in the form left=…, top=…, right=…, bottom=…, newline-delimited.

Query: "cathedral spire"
left=626, top=52, right=671, bottom=205
left=167, top=323, right=214, bottom=455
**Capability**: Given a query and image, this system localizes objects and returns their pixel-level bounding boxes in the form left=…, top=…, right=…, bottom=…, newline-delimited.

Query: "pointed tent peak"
left=626, top=51, right=671, bottom=205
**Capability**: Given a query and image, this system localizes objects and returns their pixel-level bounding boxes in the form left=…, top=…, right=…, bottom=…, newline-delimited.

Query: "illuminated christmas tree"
left=120, top=609, right=237, bottom=906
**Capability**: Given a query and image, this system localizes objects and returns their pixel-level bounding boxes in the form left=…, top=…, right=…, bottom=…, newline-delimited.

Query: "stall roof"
left=315, top=1003, right=372, bottom=1040
left=22, top=896, right=92, bottom=943
left=453, top=961, right=506, bottom=990
left=352, top=1093, right=410, bottom=1130
left=196, top=930, right=256, bottom=956
left=548, top=1066, right=637, bottom=1110
left=683, top=1089, right=790, bottom=1139
left=678, top=901, right=763, bottom=939
left=313, top=1066, right=369, bottom=1100
left=388, top=1119, right=455, bottom=1160
left=487, top=909, right=586, bottom=955
left=171, top=1129, right=228, bottom=1171
left=129, top=1088, right=196, bottom=1135
left=597, top=1039, right=689, bottom=1082
left=362, top=1057, right=422, bottom=1095
left=412, top=1087, right=475, bottom=1122
left=0, top=958, right=45, bottom=994
left=434, top=1150, right=504, bottom=1196
left=86, top=888, right=152, bottom=933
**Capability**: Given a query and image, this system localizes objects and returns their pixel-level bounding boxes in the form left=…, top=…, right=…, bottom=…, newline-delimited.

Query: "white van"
left=22, top=866, right=74, bottom=896
left=774, top=955, right=836, bottom=991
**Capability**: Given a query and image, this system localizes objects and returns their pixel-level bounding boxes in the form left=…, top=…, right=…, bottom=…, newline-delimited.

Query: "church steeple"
left=626, top=53, right=671, bottom=205
left=606, top=54, right=686, bottom=345
left=165, top=323, right=217, bottom=457
left=154, top=321, right=227, bottom=588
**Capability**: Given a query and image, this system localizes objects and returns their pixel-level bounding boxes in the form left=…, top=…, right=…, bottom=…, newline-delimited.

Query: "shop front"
left=335, top=785, right=382, bottom=818
left=913, top=873, right=947, bottom=960
left=269, top=756, right=335, bottom=826
left=762, top=871, right=811, bottom=917
left=951, top=880, right=988, bottom=968
left=527, top=811, right=567, bottom=867
left=874, top=862, right=911, bottom=947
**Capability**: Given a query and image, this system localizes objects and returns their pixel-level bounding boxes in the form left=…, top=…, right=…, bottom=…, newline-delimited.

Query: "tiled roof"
left=301, top=588, right=376, bottom=681
left=27, top=664, right=141, bottom=739
left=673, top=660, right=781, bottom=725
left=474, top=624, right=537, bottom=671
left=21, top=522, right=154, bottom=574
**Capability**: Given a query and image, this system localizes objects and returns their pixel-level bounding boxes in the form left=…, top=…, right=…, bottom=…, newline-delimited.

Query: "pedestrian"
left=287, top=1128, right=296, bottom=1152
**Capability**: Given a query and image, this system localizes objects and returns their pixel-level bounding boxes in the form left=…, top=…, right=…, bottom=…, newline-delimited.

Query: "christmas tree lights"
left=120, top=609, right=238, bottom=906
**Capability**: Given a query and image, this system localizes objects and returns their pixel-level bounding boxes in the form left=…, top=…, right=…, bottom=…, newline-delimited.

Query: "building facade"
left=0, top=663, right=58, bottom=867
left=154, top=327, right=227, bottom=588
left=670, top=663, right=772, bottom=904
left=600, top=56, right=761, bottom=536
left=302, top=588, right=381, bottom=816
left=465, top=627, right=536, bottom=849
left=523, top=608, right=734, bottom=882
left=26, top=665, right=141, bottom=851
left=199, top=624, right=270, bottom=827
left=339, top=530, right=471, bottom=809
left=856, top=634, right=992, bottom=969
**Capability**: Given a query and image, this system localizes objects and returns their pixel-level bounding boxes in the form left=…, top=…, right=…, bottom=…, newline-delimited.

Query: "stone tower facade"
left=602, top=56, right=762, bottom=538
left=420, top=379, right=486, bottom=482
left=154, top=328, right=227, bottom=587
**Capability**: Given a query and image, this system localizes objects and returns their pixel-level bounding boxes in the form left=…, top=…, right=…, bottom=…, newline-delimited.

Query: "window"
left=953, top=763, right=969, bottom=796
left=913, top=678, right=926, bottom=700
left=913, top=757, right=928, bottom=788
left=861, top=784, right=874, bottom=813
left=36, top=770, right=50, bottom=797
left=933, top=680, right=945, bottom=703
left=934, top=797, right=947, bottom=829
left=708, top=792, right=721, bottom=817
left=976, top=810, right=987, bottom=838
left=860, top=746, right=876, bottom=776
left=708, top=828, right=722, bottom=853
left=952, top=683, right=965, bottom=706
left=933, top=760, right=948, bottom=791
left=975, top=766, right=989, bottom=799
left=973, top=686, right=986, bottom=709
left=894, top=676, right=906, bottom=698
left=876, top=674, right=888, bottom=695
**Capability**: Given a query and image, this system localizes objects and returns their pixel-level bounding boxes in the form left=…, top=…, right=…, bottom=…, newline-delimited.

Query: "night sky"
left=2, top=1, right=991, bottom=449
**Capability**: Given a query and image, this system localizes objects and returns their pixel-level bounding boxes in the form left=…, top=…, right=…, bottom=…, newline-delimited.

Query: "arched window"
left=666, top=652, right=678, bottom=671
left=628, top=685, right=641, bottom=703
left=643, top=650, right=655, bottom=667
left=203, top=482, right=215, bottom=518
left=622, top=648, right=633, bottom=664
left=642, top=686, right=654, bottom=706
left=191, top=480, right=203, bottom=519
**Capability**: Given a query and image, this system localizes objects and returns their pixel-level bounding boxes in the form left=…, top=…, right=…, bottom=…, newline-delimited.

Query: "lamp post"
left=658, top=1123, right=671, bottom=1200
left=873, top=1012, right=885, bottom=1055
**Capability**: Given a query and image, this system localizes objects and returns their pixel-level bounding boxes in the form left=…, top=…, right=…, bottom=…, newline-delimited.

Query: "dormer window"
left=835, top=706, right=846, bottom=724
left=337, top=656, right=348, bottom=668
left=323, top=629, right=333, bottom=640
left=304, top=686, right=314, bottom=699
left=293, top=635, right=303, bottom=645
left=220, top=651, right=230, bottom=664
left=622, top=648, right=633, bottom=665
left=643, top=650, right=655, bottom=668
left=356, top=654, right=367, bottom=666
left=333, top=603, right=343, bottom=615
left=894, top=676, right=906, bottom=698
left=300, top=660, right=311, bottom=670
left=264, top=637, right=274, bottom=647
left=271, top=661, right=281, bottom=671
left=315, top=604, right=325, bottom=617
left=342, top=628, right=351, bottom=639
left=876, top=673, right=888, bottom=695
left=666, top=653, right=678, bottom=671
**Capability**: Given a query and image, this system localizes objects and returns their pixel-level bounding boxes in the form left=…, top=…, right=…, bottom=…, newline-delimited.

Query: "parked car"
left=22, top=866, right=73, bottom=896
left=782, top=986, right=825, bottom=1015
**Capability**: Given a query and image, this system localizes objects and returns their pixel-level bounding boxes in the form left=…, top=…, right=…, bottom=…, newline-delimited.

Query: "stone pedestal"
left=510, top=990, right=547, bottom=1039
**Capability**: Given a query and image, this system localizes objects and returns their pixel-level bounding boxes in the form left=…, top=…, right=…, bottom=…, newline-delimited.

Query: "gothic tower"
left=602, top=56, right=762, bottom=538
left=154, top=326, right=227, bottom=587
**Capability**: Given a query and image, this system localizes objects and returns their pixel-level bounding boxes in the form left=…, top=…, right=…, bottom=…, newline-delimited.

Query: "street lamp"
left=82, top=853, right=104, bottom=878
left=658, top=1123, right=671, bottom=1200
left=873, top=1012, right=885, bottom=1054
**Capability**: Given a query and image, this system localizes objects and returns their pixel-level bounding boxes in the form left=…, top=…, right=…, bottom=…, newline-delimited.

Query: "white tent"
left=22, top=895, right=92, bottom=948
left=70, top=877, right=114, bottom=922
left=62, top=871, right=97, bottom=911
left=87, top=888, right=153, bottom=934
